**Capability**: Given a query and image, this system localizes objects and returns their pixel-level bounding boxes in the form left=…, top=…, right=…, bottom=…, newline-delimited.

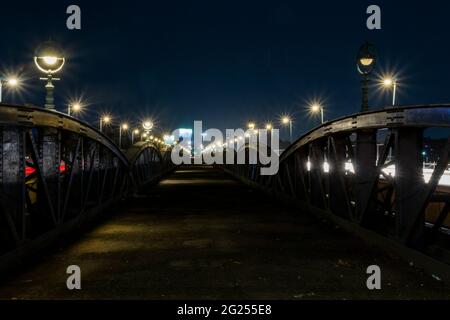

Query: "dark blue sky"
left=1, top=0, right=450, bottom=138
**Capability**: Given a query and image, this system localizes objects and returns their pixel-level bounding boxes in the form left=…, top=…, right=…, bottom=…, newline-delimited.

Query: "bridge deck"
left=0, top=166, right=449, bottom=299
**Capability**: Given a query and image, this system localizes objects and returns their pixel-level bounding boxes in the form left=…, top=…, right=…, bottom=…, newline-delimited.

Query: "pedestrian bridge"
left=0, top=103, right=449, bottom=298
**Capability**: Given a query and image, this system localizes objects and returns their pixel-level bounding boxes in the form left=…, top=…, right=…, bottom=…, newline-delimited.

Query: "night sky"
left=1, top=0, right=450, bottom=139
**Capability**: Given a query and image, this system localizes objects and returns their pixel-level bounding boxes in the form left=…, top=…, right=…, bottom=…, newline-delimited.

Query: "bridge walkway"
left=0, top=166, right=448, bottom=299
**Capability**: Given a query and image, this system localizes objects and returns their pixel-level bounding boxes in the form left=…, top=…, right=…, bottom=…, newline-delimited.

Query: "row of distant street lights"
left=99, top=116, right=170, bottom=149
left=1, top=41, right=398, bottom=149
left=243, top=42, right=398, bottom=143
left=0, top=41, right=173, bottom=150
left=68, top=108, right=168, bottom=148
left=244, top=102, right=323, bottom=143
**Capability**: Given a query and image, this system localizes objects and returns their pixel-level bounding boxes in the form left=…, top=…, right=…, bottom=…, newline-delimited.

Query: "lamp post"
left=281, top=116, right=293, bottom=143
left=310, top=103, right=324, bottom=124
left=382, top=78, right=398, bottom=106
left=142, top=120, right=153, bottom=139
left=143, top=121, right=153, bottom=131
left=247, top=122, right=257, bottom=138
left=0, top=77, right=19, bottom=103
left=68, top=102, right=82, bottom=116
left=132, top=129, right=139, bottom=144
left=34, top=41, right=65, bottom=110
left=356, top=42, right=377, bottom=112
left=119, top=123, right=128, bottom=149
left=247, top=122, right=258, bottom=138
left=100, top=115, right=111, bottom=132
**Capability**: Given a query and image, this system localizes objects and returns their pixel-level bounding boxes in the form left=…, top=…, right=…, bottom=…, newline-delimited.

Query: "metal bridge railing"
left=0, top=104, right=174, bottom=266
left=125, top=141, right=174, bottom=189
left=224, top=104, right=450, bottom=266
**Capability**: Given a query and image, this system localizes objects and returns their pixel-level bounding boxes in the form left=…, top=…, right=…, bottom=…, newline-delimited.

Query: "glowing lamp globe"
left=34, top=41, right=65, bottom=74
left=143, top=121, right=153, bottom=131
left=356, top=42, right=377, bottom=76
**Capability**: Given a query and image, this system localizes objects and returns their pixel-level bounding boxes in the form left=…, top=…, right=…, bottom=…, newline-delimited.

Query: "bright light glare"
left=42, top=56, right=58, bottom=65
left=7, top=78, right=18, bottom=86
left=72, top=103, right=82, bottom=112
left=134, top=129, right=139, bottom=134
left=122, top=123, right=129, bottom=130
left=381, top=166, right=450, bottom=186
left=343, top=162, right=450, bottom=187
left=311, top=104, right=321, bottom=113
left=143, top=121, right=153, bottom=131
left=383, top=78, right=393, bottom=87
left=282, top=117, right=290, bottom=124
left=102, top=116, right=111, bottom=123
left=248, top=122, right=255, bottom=129
left=266, top=124, right=273, bottom=130
left=345, top=162, right=355, bottom=173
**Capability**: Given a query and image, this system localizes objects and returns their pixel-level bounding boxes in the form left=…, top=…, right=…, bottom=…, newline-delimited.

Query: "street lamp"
left=99, top=115, right=111, bottom=132
left=68, top=102, right=82, bottom=116
left=142, top=120, right=153, bottom=142
left=382, top=77, right=398, bottom=106
left=143, top=120, right=153, bottom=132
left=247, top=122, right=259, bottom=137
left=310, top=103, right=324, bottom=124
left=265, top=123, right=273, bottom=130
left=119, top=123, right=128, bottom=149
left=7, top=78, right=18, bottom=86
left=34, top=41, right=65, bottom=110
left=281, top=116, right=293, bottom=143
left=132, top=129, right=139, bottom=144
left=356, top=42, right=377, bottom=112
left=0, top=77, right=19, bottom=103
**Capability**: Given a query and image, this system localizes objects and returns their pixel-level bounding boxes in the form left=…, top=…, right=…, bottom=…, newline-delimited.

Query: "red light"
left=25, top=163, right=65, bottom=177
left=25, top=166, right=36, bottom=177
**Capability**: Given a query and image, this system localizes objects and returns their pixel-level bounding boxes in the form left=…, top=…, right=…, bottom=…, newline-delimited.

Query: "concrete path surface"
left=0, top=166, right=449, bottom=299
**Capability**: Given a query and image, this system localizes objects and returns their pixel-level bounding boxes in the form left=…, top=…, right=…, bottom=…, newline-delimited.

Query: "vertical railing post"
left=328, top=135, right=353, bottom=219
left=355, top=130, right=377, bottom=225
left=1, top=127, right=26, bottom=245
left=309, top=141, right=327, bottom=209
left=42, top=128, right=61, bottom=224
left=394, top=128, right=425, bottom=248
